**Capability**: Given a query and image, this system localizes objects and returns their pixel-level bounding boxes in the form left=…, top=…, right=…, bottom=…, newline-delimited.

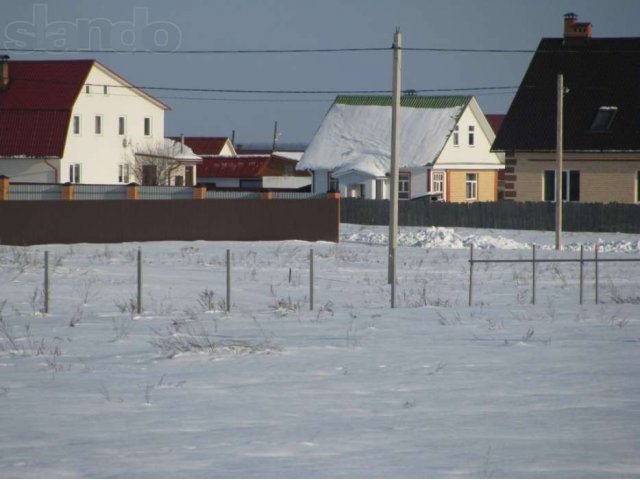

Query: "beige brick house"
left=492, top=13, right=640, bottom=204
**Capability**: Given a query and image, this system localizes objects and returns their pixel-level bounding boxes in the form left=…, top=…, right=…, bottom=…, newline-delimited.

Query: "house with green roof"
left=297, top=94, right=503, bottom=202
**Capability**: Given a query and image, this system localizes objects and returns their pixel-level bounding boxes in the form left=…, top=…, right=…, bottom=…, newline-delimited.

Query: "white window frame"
left=399, top=172, right=411, bottom=199
left=432, top=171, right=445, bottom=193
left=94, top=115, right=103, bottom=135
left=452, top=125, right=459, bottom=146
left=544, top=170, right=580, bottom=202
left=69, top=163, right=81, bottom=183
left=144, top=117, right=152, bottom=136
left=72, top=115, right=81, bottom=135
left=468, top=125, right=475, bottom=146
left=465, top=172, right=478, bottom=200
left=118, top=163, right=130, bottom=184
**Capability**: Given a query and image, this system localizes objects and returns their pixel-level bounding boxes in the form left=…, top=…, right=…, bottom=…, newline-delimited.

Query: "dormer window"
left=590, top=106, right=617, bottom=132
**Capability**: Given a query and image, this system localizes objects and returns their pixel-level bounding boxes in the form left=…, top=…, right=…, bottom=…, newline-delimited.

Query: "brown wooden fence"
left=0, top=198, right=340, bottom=245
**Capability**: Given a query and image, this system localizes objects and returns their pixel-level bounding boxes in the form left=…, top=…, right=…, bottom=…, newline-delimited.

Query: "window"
left=69, top=164, right=81, bottom=183
left=452, top=125, right=459, bottom=146
left=399, top=172, right=410, bottom=199
left=85, top=84, right=91, bottom=94
left=142, top=165, right=158, bottom=186
left=544, top=170, right=580, bottom=202
left=375, top=179, right=384, bottom=199
left=118, top=116, right=126, bottom=135
left=590, top=106, right=617, bottom=132
left=636, top=171, right=640, bottom=203
left=432, top=171, right=444, bottom=193
left=328, top=175, right=339, bottom=192
left=94, top=115, right=102, bottom=135
left=347, top=184, right=365, bottom=198
left=465, top=173, right=478, bottom=200
left=118, top=163, right=130, bottom=183
left=468, top=125, right=475, bottom=146
left=185, top=166, right=195, bottom=186
left=72, top=115, right=81, bottom=135
left=144, top=117, right=152, bottom=136
left=103, top=85, right=108, bottom=95
left=240, top=179, right=262, bottom=189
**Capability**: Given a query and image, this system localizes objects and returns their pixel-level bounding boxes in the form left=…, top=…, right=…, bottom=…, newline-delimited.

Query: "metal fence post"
left=310, top=248, right=314, bottom=311
left=226, top=249, right=231, bottom=312
left=137, top=248, right=142, bottom=314
left=468, top=244, right=474, bottom=306
left=44, top=251, right=50, bottom=314
left=532, top=244, right=536, bottom=305
left=595, top=243, right=599, bottom=304
left=579, top=245, right=584, bottom=304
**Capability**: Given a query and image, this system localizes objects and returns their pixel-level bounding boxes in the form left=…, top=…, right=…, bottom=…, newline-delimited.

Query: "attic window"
left=590, top=106, right=617, bottom=132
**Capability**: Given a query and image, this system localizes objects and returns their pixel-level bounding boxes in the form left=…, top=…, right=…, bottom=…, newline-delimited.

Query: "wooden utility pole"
left=388, top=29, right=401, bottom=308
left=555, top=74, right=564, bottom=251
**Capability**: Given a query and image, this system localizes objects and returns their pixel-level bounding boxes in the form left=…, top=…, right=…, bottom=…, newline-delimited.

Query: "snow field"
left=0, top=224, right=639, bottom=477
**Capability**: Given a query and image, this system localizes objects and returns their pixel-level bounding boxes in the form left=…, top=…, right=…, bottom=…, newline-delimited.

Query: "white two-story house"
left=0, top=58, right=170, bottom=184
left=298, top=95, right=503, bottom=202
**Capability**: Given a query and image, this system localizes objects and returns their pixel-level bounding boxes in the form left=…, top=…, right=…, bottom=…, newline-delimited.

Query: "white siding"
left=435, top=103, right=503, bottom=171
left=61, top=63, right=166, bottom=184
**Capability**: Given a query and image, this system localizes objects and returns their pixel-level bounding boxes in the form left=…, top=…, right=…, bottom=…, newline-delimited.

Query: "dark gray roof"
left=492, top=37, right=640, bottom=152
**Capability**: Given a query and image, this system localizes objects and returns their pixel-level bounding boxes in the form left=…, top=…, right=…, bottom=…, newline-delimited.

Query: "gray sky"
left=2, top=0, right=639, bottom=145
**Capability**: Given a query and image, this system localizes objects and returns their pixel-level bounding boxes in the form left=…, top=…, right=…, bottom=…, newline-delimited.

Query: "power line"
left=9, top=76, right=520, bottom=95
left=5, top=45, right=637, bottom=55
left=1, top=46, right=391, bottom=55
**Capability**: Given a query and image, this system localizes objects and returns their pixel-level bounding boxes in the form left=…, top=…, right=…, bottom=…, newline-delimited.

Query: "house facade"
left=492, top=14, right=640, bottom=204
left=197, top=155, right=311, bottom=190
left=0, top=58, right=169, bottom=184
left=298, top=95, right=503, bottom=202
left=170, top=136, right=237, bottom=158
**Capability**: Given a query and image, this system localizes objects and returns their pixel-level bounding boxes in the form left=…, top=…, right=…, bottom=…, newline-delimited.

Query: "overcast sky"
left=2, top=0, right=639, bottom=146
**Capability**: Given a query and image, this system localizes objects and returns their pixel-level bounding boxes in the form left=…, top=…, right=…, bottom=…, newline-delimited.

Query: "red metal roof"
left=0, top=59, right=169, bottom=158
left=485, top=114, right=505, bottom=135
left=0, top=60, right=93, bottom=157
left=168, top=137, right=229, bottom=156
left=197, top=156, right=270, bottom=178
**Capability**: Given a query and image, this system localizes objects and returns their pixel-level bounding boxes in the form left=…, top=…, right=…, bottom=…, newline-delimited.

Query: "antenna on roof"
left=271, top=121, right=281, bottom=152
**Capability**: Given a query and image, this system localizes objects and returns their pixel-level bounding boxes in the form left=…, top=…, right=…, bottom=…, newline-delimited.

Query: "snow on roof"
left=298, top=98, right=464, bottom=175
left=135, top=138, right=202, bottom=162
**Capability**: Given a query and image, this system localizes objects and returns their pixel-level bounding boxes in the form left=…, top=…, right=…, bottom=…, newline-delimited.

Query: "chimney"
left=563, top=12, right=592, bottom=39
left=0, top=55, right=9, bottom=90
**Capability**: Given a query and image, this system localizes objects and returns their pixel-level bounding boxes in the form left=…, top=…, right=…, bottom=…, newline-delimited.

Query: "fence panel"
left=341, top=199, right=640, bottom=233
left=271, top=192, right=325, bottom=200
left=139, top=186, right=193, bottom=200
left=206, top=191, right=261, bottom=200
left=8, top=184, right=62, bottom=201
left=74, top=184, right=128, bottom=200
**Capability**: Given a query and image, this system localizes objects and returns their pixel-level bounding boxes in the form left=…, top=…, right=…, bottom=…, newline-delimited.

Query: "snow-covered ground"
left=1, top=224, right=639, bottom=478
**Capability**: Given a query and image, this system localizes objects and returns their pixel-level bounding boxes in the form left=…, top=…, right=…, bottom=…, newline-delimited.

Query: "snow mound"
left=343, top=227, right=529, bottom=250
left=342, top=226, right=640, bottom=253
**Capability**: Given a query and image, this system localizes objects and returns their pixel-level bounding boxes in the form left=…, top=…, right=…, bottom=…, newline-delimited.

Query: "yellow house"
left=298, top=95, right=504, bottom=202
